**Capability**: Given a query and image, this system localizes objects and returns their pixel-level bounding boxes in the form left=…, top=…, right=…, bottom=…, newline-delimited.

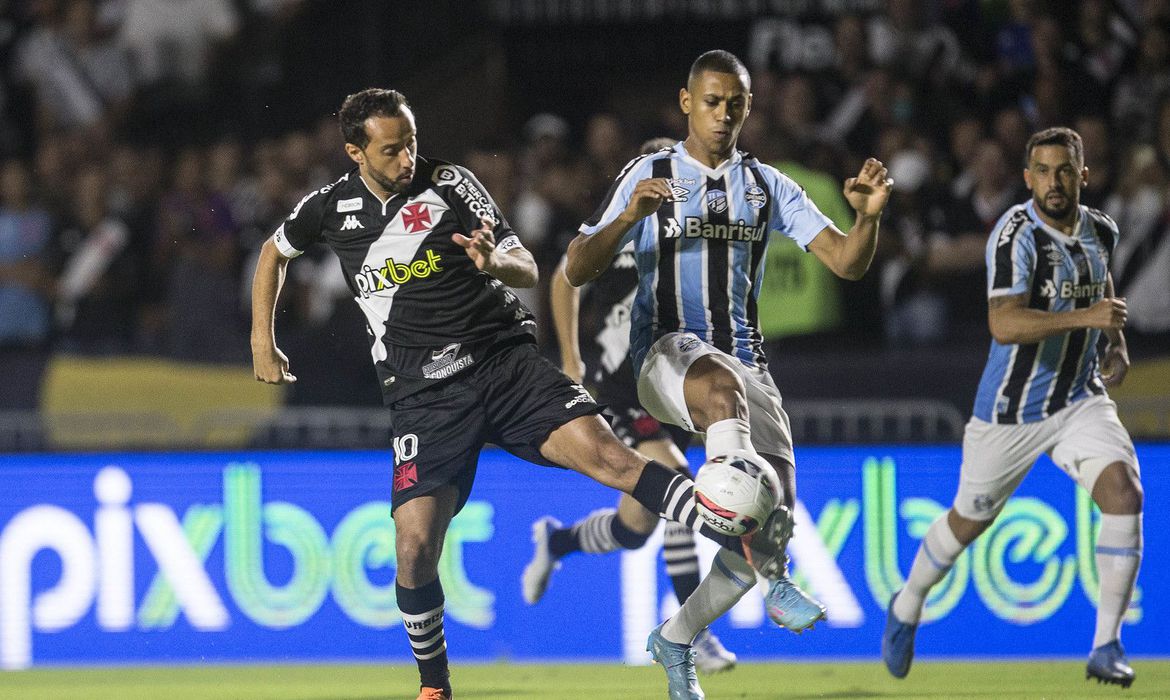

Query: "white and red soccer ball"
left=694, top=453, right=781, bottom=536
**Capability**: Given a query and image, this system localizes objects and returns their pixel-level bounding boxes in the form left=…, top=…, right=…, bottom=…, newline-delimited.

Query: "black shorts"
left=597, top=382, right=693, bottom=454
left=387, top=341, right=604, bottom=513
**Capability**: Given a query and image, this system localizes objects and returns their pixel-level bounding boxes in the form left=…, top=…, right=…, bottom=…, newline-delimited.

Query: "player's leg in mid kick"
left=522, top=418, right=736, bottom=674
left=638, top=333, right=825, bottom=640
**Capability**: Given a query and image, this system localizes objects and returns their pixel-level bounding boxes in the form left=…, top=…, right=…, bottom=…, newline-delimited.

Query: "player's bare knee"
left=684, top=361, right=746, bottom=429
left=395, top=529, right=443, bottom=582
left=1092, top=462, right=1143, bottom=514
left=704, top=379, right=744, bottom=411
left=947, top=508, right=994, bottom=545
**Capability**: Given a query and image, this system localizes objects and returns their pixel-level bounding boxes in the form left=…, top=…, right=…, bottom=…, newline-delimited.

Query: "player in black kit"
left=250, top=89, right=792, bottom=700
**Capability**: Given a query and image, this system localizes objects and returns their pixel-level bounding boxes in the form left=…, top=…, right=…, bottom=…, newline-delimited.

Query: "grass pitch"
left=1, top=660, right=1167, bottom=699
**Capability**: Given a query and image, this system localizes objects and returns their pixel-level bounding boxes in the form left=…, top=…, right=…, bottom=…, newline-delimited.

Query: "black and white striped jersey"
left=273, top=157, right=536, bottom=403
left=579, top=244, right=639, bottom=400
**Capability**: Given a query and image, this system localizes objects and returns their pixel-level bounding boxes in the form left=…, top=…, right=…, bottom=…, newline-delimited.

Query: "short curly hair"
left=338, top=89, right=411, bottom=149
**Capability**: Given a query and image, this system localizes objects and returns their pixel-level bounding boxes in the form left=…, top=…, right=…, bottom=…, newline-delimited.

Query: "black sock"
left=549, top=508, right=650, bottom=558
left=549, top=527, right=579, bottom=558
left=631, top=460, right=742, bottom=554
left=611, top=513, right=651, bottom=549
left=397, top=578, right=450, bottom=692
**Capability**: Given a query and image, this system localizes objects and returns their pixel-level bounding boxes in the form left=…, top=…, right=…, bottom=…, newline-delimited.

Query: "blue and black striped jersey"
left=973, top=200, right=1119, bottom=424
left=579, top=142, right=831, bottom=374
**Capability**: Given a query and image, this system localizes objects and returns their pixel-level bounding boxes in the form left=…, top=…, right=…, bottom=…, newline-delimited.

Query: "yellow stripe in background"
left=41, top=355, right=282, bottom=450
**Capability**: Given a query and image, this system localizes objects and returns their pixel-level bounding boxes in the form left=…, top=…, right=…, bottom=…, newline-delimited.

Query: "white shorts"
left=954, top=394, right=1139, bottom=520
left=636, top=332, right=795, bottom=464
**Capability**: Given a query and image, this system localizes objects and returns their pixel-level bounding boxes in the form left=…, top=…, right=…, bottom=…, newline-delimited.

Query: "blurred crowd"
left=2, top=0, right=1170, bottom=409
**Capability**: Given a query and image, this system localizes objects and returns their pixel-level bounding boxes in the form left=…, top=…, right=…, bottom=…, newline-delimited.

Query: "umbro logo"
left=340, top=215, right=363, bottom=231
left=663, top=217, right=682, bottom=239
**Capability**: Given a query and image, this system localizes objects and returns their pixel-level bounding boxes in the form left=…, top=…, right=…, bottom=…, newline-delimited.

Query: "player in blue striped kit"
left=567, top=50, right=892, bottom=699
left=882, top=127, right=1143, bottom=688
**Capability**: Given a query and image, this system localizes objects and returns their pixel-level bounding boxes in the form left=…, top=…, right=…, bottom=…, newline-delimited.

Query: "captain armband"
left=496, top=235, right=524, bottom=254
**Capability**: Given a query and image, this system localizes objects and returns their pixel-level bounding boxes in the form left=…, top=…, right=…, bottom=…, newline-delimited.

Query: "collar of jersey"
left=357, top=171, right=403, bottom=216
left=1025, top=200, right=1083, bottom=247
left=672, top=142, right=743, bottom=178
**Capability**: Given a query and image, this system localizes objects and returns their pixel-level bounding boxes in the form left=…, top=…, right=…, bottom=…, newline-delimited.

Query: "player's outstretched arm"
left=808, top=157, right=891, bottom=280
left=250, top=237, right=297, bottom=384
left=550, top=255, right=585, bottom=382
left=988, top=291, right=1128, bottom=345
left=565, top=177, right=672, bottom=286
left=453, top=216, right=538, bottom=288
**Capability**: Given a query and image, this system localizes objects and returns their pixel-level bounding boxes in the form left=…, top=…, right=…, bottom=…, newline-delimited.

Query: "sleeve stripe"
left=272, top=224, right=304, bottom=259
left=992, top=210, right=1029, bottom=290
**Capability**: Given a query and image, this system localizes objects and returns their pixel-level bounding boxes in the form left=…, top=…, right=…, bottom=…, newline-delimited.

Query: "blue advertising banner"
left=0, top=445, right=1164, bottom=669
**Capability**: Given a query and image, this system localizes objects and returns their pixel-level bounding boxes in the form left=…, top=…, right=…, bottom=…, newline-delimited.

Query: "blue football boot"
left=646, top=622, right=704, bottom=699
left=881, top=589, right=918, bottom=679
left=1086, top=640, right=1135, bottom=688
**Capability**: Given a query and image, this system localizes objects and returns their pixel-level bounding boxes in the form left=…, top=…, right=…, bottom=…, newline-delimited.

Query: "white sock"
left=893, top=515, right=966, bottom=625
left=1093, top=513, right=1142, bottom=649
left=661, top=549, right=755, bottom=645
left=704, top=418, right=753, bottom=460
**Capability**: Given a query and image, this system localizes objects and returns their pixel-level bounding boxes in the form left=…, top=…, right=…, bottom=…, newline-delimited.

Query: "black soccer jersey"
left=273, top=157, right=536, bottom=403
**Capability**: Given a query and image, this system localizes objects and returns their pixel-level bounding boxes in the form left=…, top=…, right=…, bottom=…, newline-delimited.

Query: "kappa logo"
left=706, top=189, right=728, bottom=214
left=340, top=215, right=363, bottom=231
left=402, top=203, right=432, bottom=233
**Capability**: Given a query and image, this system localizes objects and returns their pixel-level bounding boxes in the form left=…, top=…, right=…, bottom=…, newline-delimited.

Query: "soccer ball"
left=693, top=453, right=781, bottom=536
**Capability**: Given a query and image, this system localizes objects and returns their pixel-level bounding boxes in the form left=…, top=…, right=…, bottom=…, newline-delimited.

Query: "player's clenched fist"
left=1085, top=297, right=1127, bottom=330
left=253, top=345, right=297, bottom=384
left=624, top=178, right=674, bottom=220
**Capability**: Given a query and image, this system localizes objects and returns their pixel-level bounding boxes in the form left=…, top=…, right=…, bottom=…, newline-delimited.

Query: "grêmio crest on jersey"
left=272, top=157, right=536, bottom=403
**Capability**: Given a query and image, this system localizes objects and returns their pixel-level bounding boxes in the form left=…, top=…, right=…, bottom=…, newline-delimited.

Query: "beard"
left=369, top=168, right=410, bottom=195
left=1034, top=190, right=1074, bottom=221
